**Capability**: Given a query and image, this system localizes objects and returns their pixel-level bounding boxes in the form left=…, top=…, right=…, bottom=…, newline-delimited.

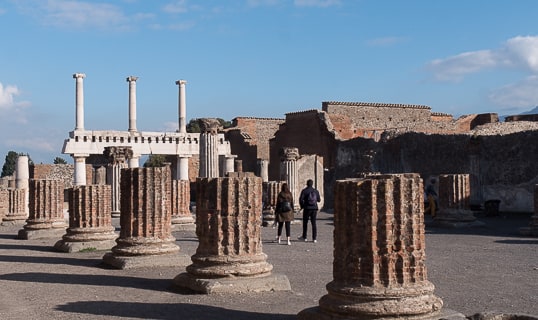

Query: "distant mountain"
left=499, top=106, right=538, bottom=122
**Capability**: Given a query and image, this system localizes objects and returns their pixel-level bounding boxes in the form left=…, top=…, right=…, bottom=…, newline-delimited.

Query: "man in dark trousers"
left=298, top=179, right=321, bottom=243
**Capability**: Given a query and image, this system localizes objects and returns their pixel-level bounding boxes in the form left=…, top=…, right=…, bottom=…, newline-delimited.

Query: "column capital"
left=175, top=79, right=187, bottom=85
left=73, top=73, right=86, bottom=79
left=126, top=76, right=139, bottom=82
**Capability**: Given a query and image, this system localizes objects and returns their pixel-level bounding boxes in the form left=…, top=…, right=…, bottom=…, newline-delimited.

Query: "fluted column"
left=198, top=118, right=221, bottom=178
left=55, top=185, right=117, bottom=252
left=127, top=76, right=138, bottom=132
left=104, top=146, right=132, bottom=218
left=280, top=147, right=299, bottom=209
left=1, top=188, right=27, bottom=225
left=257, top=159, right=269, bottom=183
left=173, top=173, right=291, bottom=293
left=176, top=79, right=187, bottom=134
left=299, top=174, right=444, bottom=319
left=434, top=174, right=478, bottom=226
left=103, top=167, right=189, bottom=269
left=73, top=73, right=85, bottom=131
left=18, top=180, right=67, bottom=240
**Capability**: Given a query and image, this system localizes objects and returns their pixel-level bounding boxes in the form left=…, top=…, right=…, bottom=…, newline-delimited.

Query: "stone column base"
left=17, top=227, right=67, bottom=240
left=171, top=215, right=196, bottom=231
left=1, top=216, right=27, bottom=226
left=173, top=272, right=291, bottom=294
left=102, top=252, right=191, bottom=269
left=298, top=307, right=466, bottom=320
left=432, top=209, right=485, bottom=228
left=54, top=238, right=117, bottom=253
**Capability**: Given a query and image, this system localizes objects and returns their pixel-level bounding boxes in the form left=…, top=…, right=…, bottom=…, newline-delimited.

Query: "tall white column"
left=73, top=73, right=86, bottom=131
left=224, top=155, right=237, bottom=176
left=177, top=155, right=191, bottom=180
left=127, top=76, right=138, bottom=132
left=15, top=155, right=29, bottom=216
left=128, top=155, right=140, bottom=168
left=280, top=148, right=299, bottom=209
left=73, top=155, right=87, bottom=186
left=176, top=80, right=187, bottom=134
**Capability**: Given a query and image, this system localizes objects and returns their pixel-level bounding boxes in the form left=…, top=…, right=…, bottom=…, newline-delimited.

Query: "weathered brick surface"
left=24, top=180, right=66, bottom=230
left=0, top=189, right=7, bottom=219
left=302, top=174, right=442, bottom=319
left=438, top=174, right=471, bottom=210
left=171, top=179, right=193, bottom=225
left=111, top=167, right=178, bottom=256
left=187, top=175, right=272, bottom=277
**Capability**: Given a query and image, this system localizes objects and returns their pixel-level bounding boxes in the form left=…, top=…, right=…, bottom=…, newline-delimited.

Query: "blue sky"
left=1, top=0, right=538, bottom=164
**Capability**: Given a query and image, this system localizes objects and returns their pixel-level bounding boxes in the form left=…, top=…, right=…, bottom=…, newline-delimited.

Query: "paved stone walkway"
left=0, top=211, right=536, bottom=320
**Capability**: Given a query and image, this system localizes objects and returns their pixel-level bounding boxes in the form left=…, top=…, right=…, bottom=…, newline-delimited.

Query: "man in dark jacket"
left=298, top=179, right=321, bottom=243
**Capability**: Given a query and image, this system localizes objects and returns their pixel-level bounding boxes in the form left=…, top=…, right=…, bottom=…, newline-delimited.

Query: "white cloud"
left=426, top=35, right=538, bottom=82
left=294, top=0, right=341, bottom=7
left=0, top=82, right=30, bottom=116
left=489, top=75, right=538, bottom=111
left=163, top=0, right=189, bottom=14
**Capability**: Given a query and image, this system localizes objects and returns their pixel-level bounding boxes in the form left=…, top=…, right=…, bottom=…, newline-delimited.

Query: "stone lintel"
left=173, top=272, right=291, bottom=294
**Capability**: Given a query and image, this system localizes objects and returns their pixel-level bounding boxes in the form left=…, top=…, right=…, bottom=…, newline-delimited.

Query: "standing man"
left=298, top=179, right=321, bottom=243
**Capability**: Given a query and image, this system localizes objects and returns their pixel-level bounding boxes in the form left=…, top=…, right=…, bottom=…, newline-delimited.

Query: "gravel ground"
left=0, top=211, right=536, bottom=320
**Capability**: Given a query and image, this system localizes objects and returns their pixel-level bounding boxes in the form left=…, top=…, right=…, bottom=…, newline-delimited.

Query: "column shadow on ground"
left=55, top=301, right=295, bottom=320
left=0, top=272, right=173, bottom=292
left=0, top=255, right=102, bottom=267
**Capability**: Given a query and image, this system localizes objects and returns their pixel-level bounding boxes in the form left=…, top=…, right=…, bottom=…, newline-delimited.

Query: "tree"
left=143, top=154, right=168, bottom=168
left=1, top=151, right=18, bottom=177
left=53, top=157, right=68, bottom=164
left=186, top=118, right=232, bottom=133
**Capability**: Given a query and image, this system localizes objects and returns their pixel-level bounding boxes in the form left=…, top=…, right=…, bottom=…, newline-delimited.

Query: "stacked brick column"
left=299, top=174, right=445, bottom=319
left=262, top=181, right=283, bottom=226
left=170, top=179, right=195, bottom=231
left=173, top=173, right=291, bottom=293
left=0, top=189, right=8, bottom=220
left=434, top=174, right=478, bottom=226
left=54, top=185, right=117, bottom=252
left=1, top=188, right=27, bottom=225
left=18, top=180, right=67, bottom=240
left=103, top=167, right=189, bottom=269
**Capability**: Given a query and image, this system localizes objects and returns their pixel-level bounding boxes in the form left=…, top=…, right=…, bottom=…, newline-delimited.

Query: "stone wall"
left=30, top=163, right=94, bottom=188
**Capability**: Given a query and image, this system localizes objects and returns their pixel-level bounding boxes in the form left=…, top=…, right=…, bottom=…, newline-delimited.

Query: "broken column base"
left=1, top=215, right=27, bottom=226
left=173, top=272, right=291, bottom=294
left=171, top=215, right=196, bottom=231
left=17, top=227, right=67, bottom=240
left=54, top=239, right=118, bottom=253
left=102, top=252, right=191, bottom=269
left=297, top=307, right=466, bottom=320
left=431, top=209, right=485, bottom=228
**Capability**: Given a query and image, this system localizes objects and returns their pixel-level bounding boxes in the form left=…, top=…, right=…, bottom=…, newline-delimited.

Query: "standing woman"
left=275, top=183, right=294, bottom=245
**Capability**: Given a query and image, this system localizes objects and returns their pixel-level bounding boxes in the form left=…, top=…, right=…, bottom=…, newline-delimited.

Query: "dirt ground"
left=0, top=211, right=537, bottom=320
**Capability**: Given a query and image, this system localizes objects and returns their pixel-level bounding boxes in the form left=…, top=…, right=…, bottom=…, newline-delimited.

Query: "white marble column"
left=280, top=148, right=299, bottom=208
left=15, top=155, right=29, bottom=216
left=128, top=155, right=140, bottom=168
left=127, top=76, right=138, bottom=133
left=257, top=159, right=269, bottom=183
left=176, top=80, right=187, bottom=134
left=176, top=155, right=191, bottom=180
left=73, top=73, right=86, bottom=131
left=224, top=155, right=237, bottom=177
left=73, top=155, right=88, bottom=186
left=198, top=119, right=221, bottom=178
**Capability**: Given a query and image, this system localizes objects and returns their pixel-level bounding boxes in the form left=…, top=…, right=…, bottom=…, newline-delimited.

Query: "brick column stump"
left=171, top=179, right=195, bottom=231
left=103, top=167, right=190, bottom=269
left=173, top=173, right=291, bottom=293
left=1, top=188, right=27, bottom=226
left=298, top=174, right=463, bottom=320
left=54, top=185, right=117, bottom=252
left=433, top=174, right=482, bottom=228
left=261, top=181, right=282, bottom=227
left=18, top=180, right=67, bottom=240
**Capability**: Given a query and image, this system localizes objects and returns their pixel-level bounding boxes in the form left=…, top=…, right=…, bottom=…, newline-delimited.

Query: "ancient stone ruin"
left=298, top=174, right=462, bottom=319
left=102, top=167, right=190, bottom=269
left=54, top=184, right=117, bottom=252
left=173, top=173, right=291, bottom=293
